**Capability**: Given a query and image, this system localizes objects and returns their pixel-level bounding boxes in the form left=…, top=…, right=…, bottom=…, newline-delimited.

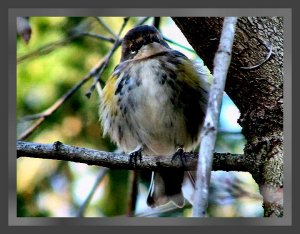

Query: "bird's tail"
left=146, top=170, right=185, bottom=208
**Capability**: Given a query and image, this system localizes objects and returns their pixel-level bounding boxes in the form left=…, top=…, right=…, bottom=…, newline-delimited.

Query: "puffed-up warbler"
left=100, top=25, right=210, bottom=208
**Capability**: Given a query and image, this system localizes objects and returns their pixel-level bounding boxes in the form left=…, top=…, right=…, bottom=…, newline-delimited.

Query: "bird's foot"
left=129, top=147, right=143, bottom=168
left=171, top=146, right=187, bottom=169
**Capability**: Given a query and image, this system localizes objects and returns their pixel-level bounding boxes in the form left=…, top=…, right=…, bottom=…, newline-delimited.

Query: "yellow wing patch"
left=102, top=75, right=118, bottom=106
left=177, top=59, right=202, bottom=88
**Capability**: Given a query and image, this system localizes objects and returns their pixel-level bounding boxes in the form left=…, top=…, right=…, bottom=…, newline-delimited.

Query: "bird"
left=99, top=25, right=210, bottom=208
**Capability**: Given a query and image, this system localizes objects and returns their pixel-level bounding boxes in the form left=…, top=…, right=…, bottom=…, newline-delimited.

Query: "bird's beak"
left=134, top=42, right=170, bottom=60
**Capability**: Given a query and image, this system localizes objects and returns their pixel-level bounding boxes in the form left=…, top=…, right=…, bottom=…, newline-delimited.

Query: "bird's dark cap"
left=121, top=25, right=169, bottom=62
left=123, top=25, right=160, bottom=41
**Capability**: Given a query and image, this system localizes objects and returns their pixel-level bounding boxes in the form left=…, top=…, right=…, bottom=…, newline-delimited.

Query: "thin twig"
left=85, top=17, right=130, bottom=98
left=18, top=117, right=45, bottom=140
left=18, top=58, right=106, bottom=139
left=85, top=42, right=121, bottom=98
left=137, top=17, right=151, bottom=26
left=192, top=17, right=238, bottom=217
left=17, top=36, right=78, bottom=64
left=95, top=80, right=103, bottom=97
left=17, top=32, right=115, bottom=64
left=19, top=71, right=93, bottom=122
left=79, top=32, right=115, bottom=43
left=117, top=16, right=130, bottom=40
left=94, top=17, right=118, bottom=39
left=77, top=168, right=109, bottom=217
left=17, top=17, right=150, bottom=64
left=17, top=140, right=252, bottom=172
left=127, top=171, right=139, bottom=216
left=18, top=17, right=149, bottom=138
left=153, top=17, right=161, bottom=29
left=240, top=41, right=273, bottom=70
left=163, top=37, right=196, bottom=54
left=187, top=171, right=196, bottom=189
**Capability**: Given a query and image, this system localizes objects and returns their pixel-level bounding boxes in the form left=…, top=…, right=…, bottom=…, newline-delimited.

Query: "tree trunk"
left=173, top=17, right=283, bottom=217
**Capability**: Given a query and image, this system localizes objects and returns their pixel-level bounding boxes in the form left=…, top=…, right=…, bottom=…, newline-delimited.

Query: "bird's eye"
left=130, top=44, right=137, bottom=54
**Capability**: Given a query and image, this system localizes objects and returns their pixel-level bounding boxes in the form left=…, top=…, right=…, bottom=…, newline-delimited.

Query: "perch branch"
left=17, top=141, right=251, bottom=172
left=192, top=17, right=238, bottom=217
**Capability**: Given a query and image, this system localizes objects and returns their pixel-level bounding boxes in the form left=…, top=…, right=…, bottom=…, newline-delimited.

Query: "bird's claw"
left=129, top=147, right=143, bottom=167
left=171, top=147, right=187, bottom=169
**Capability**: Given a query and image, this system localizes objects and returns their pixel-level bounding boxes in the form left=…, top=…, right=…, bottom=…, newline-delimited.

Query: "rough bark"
left=173, top=17, right=283, bottom=217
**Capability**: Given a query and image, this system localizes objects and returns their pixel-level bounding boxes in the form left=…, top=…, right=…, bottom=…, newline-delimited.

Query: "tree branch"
left=17, top=140, right=252, bottom=173
left=94, top=17, right=118, bottom=39
left=163, top=37, right=196, bottom=54
left=17, top=36, right=77, bottom=64
left=17, top=57, right=107, bottom=140
left=127, top=171, right=139, bottom=216
left=77, top=167, right=109, bottom=217
left=173, top=17, right=283, bottom=217
left=85, top=17, right=130, bottom=98
left=193, top=17, right=238, bottom=217
left=79, top=32, right=115, bottom=43
left=18, top=17, right=155, bottom=141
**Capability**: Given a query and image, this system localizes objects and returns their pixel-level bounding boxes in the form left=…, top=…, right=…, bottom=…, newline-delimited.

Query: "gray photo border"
left=9, top=8, right=292, bottom=226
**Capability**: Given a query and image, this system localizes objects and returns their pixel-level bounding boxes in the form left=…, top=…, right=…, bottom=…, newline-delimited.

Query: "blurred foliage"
left=99, top=170, right=130, bottom=216
left=17, top=17, right=263, bottom=217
